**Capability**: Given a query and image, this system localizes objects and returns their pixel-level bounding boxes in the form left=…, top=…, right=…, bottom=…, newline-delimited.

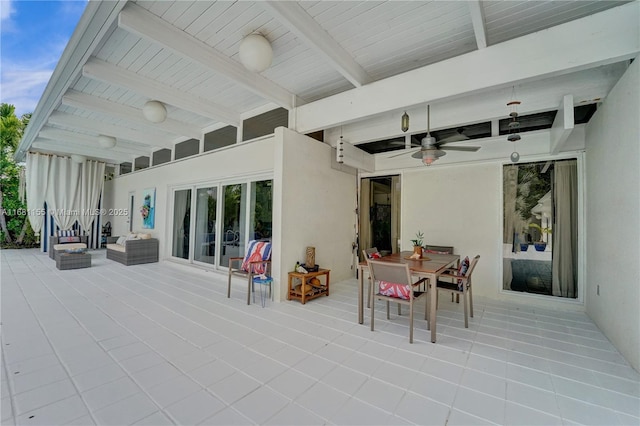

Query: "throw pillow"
left=116, top=236, right=126, bottom=245
left=457, top=256, right=470, bottom=290
left=378, top=281, right=411, bottom=299
left=367, top=251, right=381, bottom=259
left=241, top=240, right=272, bottom=274
left=125, top=234, right=139, bottom=241
left=138, top=233, right=152, bottom=240
left=58, top=229, right=76, bottom=237
left=58, top=236, right=80, bottom=244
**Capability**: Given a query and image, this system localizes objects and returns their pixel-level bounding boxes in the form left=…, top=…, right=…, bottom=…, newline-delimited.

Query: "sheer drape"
left=172, top=190, right=189, bottom=258
left=359, top=180, right=371, bottom=257
left=552, top=160, right=578, bottom=298
left=78, top=160, right=106, bottom=232
left=503, top=165, right=519, bottom=246
left=391, top=175, right=400, bottom=253
left=45, top=156, right=81, bottom=230
left=25, top=153, right=50, bottom=236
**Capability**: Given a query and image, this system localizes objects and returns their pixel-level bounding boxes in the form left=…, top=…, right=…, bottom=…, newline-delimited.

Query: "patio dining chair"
left=367, top=259, right=428, bottom=343
left=227, top=240, right=272, bottom=305
left=436, top=255, right=480, bottom=328
left=423, top=245, right=459, bottom=302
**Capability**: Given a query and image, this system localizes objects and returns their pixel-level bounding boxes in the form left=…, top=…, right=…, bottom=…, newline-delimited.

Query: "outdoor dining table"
left=358, top=251, right=460, bottom=343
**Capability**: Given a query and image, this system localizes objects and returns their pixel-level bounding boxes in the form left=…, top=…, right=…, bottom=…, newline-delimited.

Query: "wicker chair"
left=106, top=237, right=159, bottom=266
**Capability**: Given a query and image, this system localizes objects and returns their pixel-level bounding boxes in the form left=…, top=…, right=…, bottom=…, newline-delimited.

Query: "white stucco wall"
left=585, top=58, right=640, bottom=372
left=273, top=127, right=357, bottom=300
left=402, top=163, right=500, bottom=299
left=103, top=137, right=275, bottom=260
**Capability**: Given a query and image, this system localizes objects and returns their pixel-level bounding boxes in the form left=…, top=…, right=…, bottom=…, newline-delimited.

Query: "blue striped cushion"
left=58, top=230, right=76, bottom=237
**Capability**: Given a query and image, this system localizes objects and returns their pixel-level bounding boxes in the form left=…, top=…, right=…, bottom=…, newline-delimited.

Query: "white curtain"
left=552, top=160, right=578, bottom=298
left=503, top=165, right=519, bottom=246
left=359, top=179, right=371, bottom=258
left=45, top=156, right=81, bottom=230
left=391, top=175, right=400, bottom=253
left=25, top=153, right=50, bottom=236
left=77, top=160, right=106, bottom=233
left=172, top=189, right=189, bottom=258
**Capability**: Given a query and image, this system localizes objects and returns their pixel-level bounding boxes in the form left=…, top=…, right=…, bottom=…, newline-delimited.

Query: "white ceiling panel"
left=17, top=0, right=637, bottom=164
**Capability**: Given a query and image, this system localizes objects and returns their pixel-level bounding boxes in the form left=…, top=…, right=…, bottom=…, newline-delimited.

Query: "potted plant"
left=528, top=223, right=551, bottom=251
left=519, top=228, right=530, bottom=251
left=410, top=231, right=424, bottom=258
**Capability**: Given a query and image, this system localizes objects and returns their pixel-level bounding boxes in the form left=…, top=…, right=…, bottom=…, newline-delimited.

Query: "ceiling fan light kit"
left=391, top=104, right=480, bottom=165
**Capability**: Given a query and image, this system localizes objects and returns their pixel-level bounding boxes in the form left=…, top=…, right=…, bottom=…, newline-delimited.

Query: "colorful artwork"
left=141, top=188, right=155, bottom=229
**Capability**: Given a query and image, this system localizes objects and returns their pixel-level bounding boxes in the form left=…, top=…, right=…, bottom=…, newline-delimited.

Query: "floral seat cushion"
left=378, top=280, right=411, bottom=299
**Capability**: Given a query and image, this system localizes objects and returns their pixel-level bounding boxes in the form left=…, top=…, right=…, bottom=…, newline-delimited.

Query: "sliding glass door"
left=171, top=178, right=272, bottom=269
left=502, top=159, right=579, bottom=298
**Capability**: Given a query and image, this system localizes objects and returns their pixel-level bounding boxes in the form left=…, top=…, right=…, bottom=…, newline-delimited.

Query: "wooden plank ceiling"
left=18, top=0, right=633, bottom=164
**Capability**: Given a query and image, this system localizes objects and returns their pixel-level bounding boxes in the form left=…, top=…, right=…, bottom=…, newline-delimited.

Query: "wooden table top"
left=361, top=251, right=459, bottom=274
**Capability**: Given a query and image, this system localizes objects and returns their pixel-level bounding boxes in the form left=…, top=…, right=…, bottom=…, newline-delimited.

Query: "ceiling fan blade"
left=439, top=133, right=470, bottom=143
left=440, top=145, right=481, bottom=152
left=388, top=148, right=419, bottom=158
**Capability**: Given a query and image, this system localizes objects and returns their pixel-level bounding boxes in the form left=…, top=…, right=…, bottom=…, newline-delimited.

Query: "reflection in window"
left=503, top=160, right=578, bottom=298
left=172, top=189, right=191, bottom=259
left=194, top=187, right=217, bottom=265
left=250, top=180, right=272, bottom=241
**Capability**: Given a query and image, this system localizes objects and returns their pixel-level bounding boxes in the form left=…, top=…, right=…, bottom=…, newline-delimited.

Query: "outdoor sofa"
left=106, top=233, right=159, bottom=266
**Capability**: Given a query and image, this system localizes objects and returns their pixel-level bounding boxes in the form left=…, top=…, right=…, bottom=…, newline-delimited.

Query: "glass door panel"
left=194, top=187, right=217, bottom=264
left=250, top=180, right=273, bottom=241
left=220, top=183, right=246, bottom=267
left=172, top=189, right=191, bottom=259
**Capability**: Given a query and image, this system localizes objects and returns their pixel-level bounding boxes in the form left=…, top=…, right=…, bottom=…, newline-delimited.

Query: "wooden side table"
left=287, top=269, right=330, bottom=304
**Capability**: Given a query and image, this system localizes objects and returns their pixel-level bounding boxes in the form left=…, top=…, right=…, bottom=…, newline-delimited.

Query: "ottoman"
left=56, top=253, right=91, bottom=270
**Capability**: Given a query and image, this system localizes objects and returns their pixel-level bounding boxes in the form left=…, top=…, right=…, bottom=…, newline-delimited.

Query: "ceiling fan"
left=390, top=105, right=480, bottom=165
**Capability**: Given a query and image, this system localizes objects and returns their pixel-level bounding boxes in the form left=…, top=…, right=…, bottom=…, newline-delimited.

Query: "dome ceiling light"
left=98, top=134, right=117, bottom=149
left=239, top=33, right=273, bottom=73
left=142, top=100, right=167, bottom=123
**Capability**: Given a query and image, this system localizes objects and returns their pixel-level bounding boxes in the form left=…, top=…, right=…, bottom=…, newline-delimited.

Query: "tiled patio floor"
left=1, top=249, right=638, bottom=425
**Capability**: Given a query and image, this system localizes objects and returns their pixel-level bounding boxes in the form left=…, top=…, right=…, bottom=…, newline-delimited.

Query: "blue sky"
left=1, top=0, right=86, bottom=117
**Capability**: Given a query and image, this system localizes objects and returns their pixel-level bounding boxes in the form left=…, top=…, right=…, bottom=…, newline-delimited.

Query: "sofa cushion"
left=53, top=243, right=87, bottom=251
left=65, top=247, right=86, bottom=254
left=57, top=230, right=76, bottom=237
left=106, top=243, right=126, bottom=252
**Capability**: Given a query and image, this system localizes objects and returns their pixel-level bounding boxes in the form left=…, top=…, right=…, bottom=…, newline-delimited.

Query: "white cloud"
left=1, top=64, right=53, bottom=116
left=1, top=0, right=15, bottom=23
